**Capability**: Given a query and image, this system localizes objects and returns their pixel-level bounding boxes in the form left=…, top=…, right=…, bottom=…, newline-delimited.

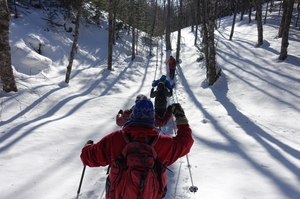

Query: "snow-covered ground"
left=1, top=4, right=300, bottom=199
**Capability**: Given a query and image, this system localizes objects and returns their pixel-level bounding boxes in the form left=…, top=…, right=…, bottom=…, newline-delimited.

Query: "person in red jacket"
left=166, top=55, right=176, bottom=80
left=116, top=94, right=172, bottom=127
left=81, top=99, right=193, bottom=199
left=115, top=94, right=146, bottom=127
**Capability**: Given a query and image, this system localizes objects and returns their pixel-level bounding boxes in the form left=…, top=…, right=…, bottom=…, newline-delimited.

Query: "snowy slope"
left=1, top=4, right=300, bottom=199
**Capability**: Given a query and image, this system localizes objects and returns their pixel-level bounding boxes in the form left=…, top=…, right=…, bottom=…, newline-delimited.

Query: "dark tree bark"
left=279, top=0, right=283, bottom=15
left=12, top=0, right=18, bottom=18
left=295, top=3, right=300, bottom=27
left=207, top=0, right=218, bottom=86
left=229, top=0, right=238, bottom=41
left=248, top=1, right=252, bottom=23
left=165, top=0, right=172, bottom=51
left=107, top=0, right=114, bottom=69
left=254, top=0, right=263, bottom=46
left=240, top=0, right=245, bottom=21
left=194, top=0, right=200, bottom=46
left=0, top=0, right=18, bottom=92
left=112, top=0, right=117, bottom=45
left=199, top=0, right=209, bottom=69
left=279, top=0, right=295, bottom=60
left=130, top=0, right=135, bottom=60
left=190, top=0, right=196, bottom=33
left=149, top=0, right=158, bottom=56
left=175, top=0, right=183, bottom=61
left=264, top=2, right=269, bottom=24
left=278, top=0, right=288, bottom=37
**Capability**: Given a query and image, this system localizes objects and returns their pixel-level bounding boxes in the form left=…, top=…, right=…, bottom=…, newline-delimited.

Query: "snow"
left=1, top=5, right=300, bottom=199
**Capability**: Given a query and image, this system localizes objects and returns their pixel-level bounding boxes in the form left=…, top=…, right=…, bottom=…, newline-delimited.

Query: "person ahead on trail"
left=116, top=94, right=147, bottom=127
left=150, top=83, right=172, bottom=118
left=166, top=55, right=176, bottom=80
left=81, top=99, right=194, bottom=199
left=116, top=94, right=172, bottom=127
left=152, top=75, right=174, bottom=90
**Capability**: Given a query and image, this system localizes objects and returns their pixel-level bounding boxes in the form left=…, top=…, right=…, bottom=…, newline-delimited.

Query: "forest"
left=1, top=0, right=299, bottom=91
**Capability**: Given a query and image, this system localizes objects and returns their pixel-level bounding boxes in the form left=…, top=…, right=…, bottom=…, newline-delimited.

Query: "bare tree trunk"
left=13, top=0, right=18, bottom=18
left=200, top=0, right=209, bottom=71
left=295, top=3, right=300, bottom=27
left=207, top=0, right=218, bottom=86
left=279, top=0, right=283, bottom=15
left=229, top=0, right=238, bottom=41
left=175, top=0, right=183, bottom=61
left=130, top=0, right=135, bottom=60
left=132, top=26, right=136, bottom=60
left=254, top=0, right=263, bottom=46
left=65, top=0, right=83, bottom=84
left=0, top=0, right=18, bottom=92
left=165, top=0, right=172, bottom=51
left=264, top=2, right=269, bottom=24
left=112, top=1, right=117, bottom=45
left=194, top=0, right=200, bottom=46
left=107, top=0, right=114, bottom=70
left=278, top=0, right=287, bottom=37
left=240, top=0, right=245, bottom=21
left=190, top=0, right=196, bottom=33
left=279, top=0, right=294, bottom=60
left=149, top=0, right=158, bottom=56
left=248, top=1, right=252, bottom=23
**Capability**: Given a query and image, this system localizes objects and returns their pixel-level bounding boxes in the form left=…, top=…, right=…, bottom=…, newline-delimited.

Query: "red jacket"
left=166, top=57, right=176, bottom=70
left=80, top=124, right=193, bottom=199
left=116, top=109, right=172, bottom=127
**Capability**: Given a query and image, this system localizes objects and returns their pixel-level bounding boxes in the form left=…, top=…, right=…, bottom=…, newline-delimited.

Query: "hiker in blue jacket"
left=152, top=75, right=174, bottom=90
left=151, top=75, right=173, bottom=118
left=151, top=84, right=172, bottom=118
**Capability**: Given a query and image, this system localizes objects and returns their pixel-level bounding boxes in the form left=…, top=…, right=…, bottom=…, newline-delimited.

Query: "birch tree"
left=65, top=0, right=83, bottom=84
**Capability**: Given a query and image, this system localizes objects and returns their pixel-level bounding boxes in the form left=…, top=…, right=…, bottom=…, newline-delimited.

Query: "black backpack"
left=157, top=82, right=165, bottom=91
left=155, top=88, right=167, bottom=107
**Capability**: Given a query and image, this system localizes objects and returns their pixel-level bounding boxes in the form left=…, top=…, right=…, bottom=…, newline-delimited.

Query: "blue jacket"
left=152, top=75, right=173, bottom=89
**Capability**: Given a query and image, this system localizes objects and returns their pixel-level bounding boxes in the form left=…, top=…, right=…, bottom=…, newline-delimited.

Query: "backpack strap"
left=149, top=134, right=159, bottom=146
left=159, top=79, right=166, bottom=84
left=122, top=131, right=131, bottom=143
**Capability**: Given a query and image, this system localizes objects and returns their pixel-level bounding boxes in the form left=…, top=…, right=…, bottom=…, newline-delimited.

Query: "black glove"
left=172, top=103, right=188, bottom=125
left=85, top=140, right=94, bottom=146
left=118, top=109, right=123, bottom=114
left=172, top=103, right=185, bottom=117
